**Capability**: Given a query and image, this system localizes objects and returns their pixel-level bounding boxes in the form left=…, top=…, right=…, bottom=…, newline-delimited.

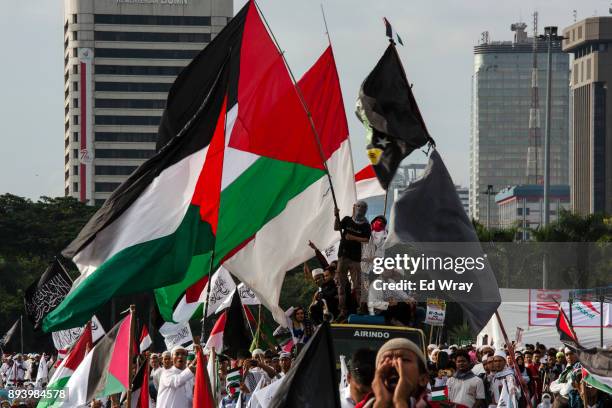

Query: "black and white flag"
left=0, top=320, right=19, bottom=350
left=24, top=258, right=72, bottom=330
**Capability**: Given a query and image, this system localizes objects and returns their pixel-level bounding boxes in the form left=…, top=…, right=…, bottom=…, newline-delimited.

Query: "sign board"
left=528, top=289, right=611, bottom=327
left=330, top=324, right=425, bottom=369
left=425, top=298, right=446, bottom=326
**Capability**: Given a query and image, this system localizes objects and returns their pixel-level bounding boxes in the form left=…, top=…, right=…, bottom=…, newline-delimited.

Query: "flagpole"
left=20, top=315, right=23, bottom=355
left=253, top=0, right=340, bottom=213
left=126, top=304, right=136, bottom=408
left=201, top=253, right=216, bottom=345
left=494, top=311, right=533, bottom=408
left=383, top=189, right=389, bottom=216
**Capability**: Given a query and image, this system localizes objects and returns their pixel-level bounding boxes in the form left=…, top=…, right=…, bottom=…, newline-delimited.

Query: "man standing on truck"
left=334, top=201, right=372, bottom=320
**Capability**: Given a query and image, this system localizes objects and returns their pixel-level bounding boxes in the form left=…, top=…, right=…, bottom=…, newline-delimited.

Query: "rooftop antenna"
left=573, top=9, right=577, bottom=22
left=526, top=11, right=542, bottom=184
left=480, top=31, right=490, bottom=45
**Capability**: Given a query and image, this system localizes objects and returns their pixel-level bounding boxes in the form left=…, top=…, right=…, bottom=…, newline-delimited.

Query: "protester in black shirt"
left=334, top=201, right=371, bottom=320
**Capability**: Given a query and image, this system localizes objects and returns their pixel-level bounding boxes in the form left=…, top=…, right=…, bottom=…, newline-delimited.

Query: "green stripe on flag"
left=155, top=156, right=325, bottom=321
left=36, top=376, right=71, bottom=408
left=43, top=206, right=215, bottom=332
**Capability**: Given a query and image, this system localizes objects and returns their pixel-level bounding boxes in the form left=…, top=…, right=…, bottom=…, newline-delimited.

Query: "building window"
left=72, top=14, right=77, bottom=24
left=74, top=165, right=79, bottom=175
left=95, top=48, right=199, bottom=60
left=73, top=65, right=78, bottom=75
left=94, top=14, right=211, bottom=26
left=577, top=26, right=583, bottom=39
left=95, top=149, right=156, bottom=159
left=95, top=182, right=121, bottom=192
left=94, top=31, right=210, bottom=43
left=586, top=59, right=591, bottom=80
left=73, top=182, right=79, bottom=192
left=95, top=132, right=158, bottom=143
left=73, top=115, right=79, bottom=125
left=95, top=165, right=138, bottom=175
left=73, top=132, right=79, bottom=142
left=95, top=82, right=172, bottom=93
left=73, top=149, right=79, bottom=159
left=73, top=98, right=79, bottom=108
left=73, top=81, right=78, bottom=92
left=95, top=115, right=162, bottom=126
left=72, top=31, right=77, bottom=41
left=95, top=99, right=166, bottom=109
left=94, top=65, right=183, bottom=76
left=73, top=48, right=78, bottom=57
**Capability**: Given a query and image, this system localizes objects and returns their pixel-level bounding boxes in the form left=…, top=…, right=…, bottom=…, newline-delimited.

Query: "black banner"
left=24, top=258, right=72, bottom=330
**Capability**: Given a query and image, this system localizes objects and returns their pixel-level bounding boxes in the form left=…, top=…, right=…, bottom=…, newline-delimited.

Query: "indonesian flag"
left=205, top=311, right=226, bottom=353
left=355, top=164, right=386, bottom=200
left=139, top=325, right=152, bottom=353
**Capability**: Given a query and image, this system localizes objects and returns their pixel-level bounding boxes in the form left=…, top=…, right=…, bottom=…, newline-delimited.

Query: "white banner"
left=237, top=283, right=260, bottom=306
left=159, top=321, right=193, bottom=350
left=528, top=289, right=611, bottom=327
left=206, top=267, right=236, bottom=317
left=52, top=315, right=105, bottom=351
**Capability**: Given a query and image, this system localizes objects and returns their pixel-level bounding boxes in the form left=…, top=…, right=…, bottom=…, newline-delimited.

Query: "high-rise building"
left=562, top=17, right=612, bottom=215
left=470, top=23, right=569, bottom=227
left=63, top=0, right=233, bottom=205
left=455, top=185, right=470, bottom=218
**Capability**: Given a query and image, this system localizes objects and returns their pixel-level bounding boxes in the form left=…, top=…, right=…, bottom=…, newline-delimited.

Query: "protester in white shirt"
left=446, top=350, right=485, bottom=408
left=156, top=346, right=196, bottom=408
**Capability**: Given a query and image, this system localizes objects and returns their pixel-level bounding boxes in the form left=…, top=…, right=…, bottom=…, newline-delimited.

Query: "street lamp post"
left=538, top=26, right=565, bottom=289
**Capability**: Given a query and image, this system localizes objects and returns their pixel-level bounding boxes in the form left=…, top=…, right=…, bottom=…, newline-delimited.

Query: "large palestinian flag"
left=154, top=7, right=355, bottom=323
left=61, top=314, right=132, bottom=406
left=36, top=323, right=93, bottom=408
left=43, top=0, right=354, bottom=332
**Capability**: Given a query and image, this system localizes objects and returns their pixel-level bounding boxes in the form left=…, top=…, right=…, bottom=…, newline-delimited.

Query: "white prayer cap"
left=161, top=351, right=171, bottom=358
left=427, top=344, right=437, bottom=351
left=564, top=347, right=573, bottom=354
left=311, top=268, right=324, bottom=278
left=493, top=350, right=507, bottom=359
left=252, top=349, right=265, bottom=358
left=171, top=345, right=187, bottom=356
left=279, top=352, right=292, bottom=359
left=482, top=355, right=490, bottom=363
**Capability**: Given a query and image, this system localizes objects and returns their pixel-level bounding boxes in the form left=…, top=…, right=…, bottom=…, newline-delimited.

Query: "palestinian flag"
left=355, top=164, right=386, bottom=200
left=139, top=325, right=152, bottom=352
left=45, top=0, right=354, bottom=333
left=574, top=346, right=612, bottom=394
left=130, top=361, right=151, bottom=408
left=430, top=386, right=448, bottom=401
left=61, top=314, right=132, bottom=406
left=556, top=302, right=579, bottom=346
left=36, top=323, right=93, bottom=408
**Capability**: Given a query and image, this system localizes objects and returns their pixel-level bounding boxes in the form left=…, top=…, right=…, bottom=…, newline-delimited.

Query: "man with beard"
left=357, top=338, right=430, bottom=408
left=488, top=350, right=522, bottom=408
left=446, top=350, right=485, bottom=408
left=157, top=346, right=197, bottom=408
left=335, top=201, right=372, bottom=319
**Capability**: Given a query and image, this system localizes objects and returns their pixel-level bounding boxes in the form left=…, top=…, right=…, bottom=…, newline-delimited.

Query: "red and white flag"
left=355, top=164, right=386, bottom=200
left=139, top=325, right=152, bottom=353
left=205, top=311, right=226, bottom=353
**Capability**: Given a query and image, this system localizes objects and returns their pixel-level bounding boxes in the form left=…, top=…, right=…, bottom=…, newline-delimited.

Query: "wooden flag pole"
left=126, top=304, right=136, bottom=408
left=494, top=311, right=532, bottom=408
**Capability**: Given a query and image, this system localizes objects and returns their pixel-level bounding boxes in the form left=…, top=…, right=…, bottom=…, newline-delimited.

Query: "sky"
left=0, top=0, right=609, bottom=199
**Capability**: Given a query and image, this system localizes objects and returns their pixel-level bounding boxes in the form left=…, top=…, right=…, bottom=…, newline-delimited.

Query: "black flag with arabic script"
left=356, top=43, right=434, bottom=189
left=24, top=258, right=73, bottom=330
